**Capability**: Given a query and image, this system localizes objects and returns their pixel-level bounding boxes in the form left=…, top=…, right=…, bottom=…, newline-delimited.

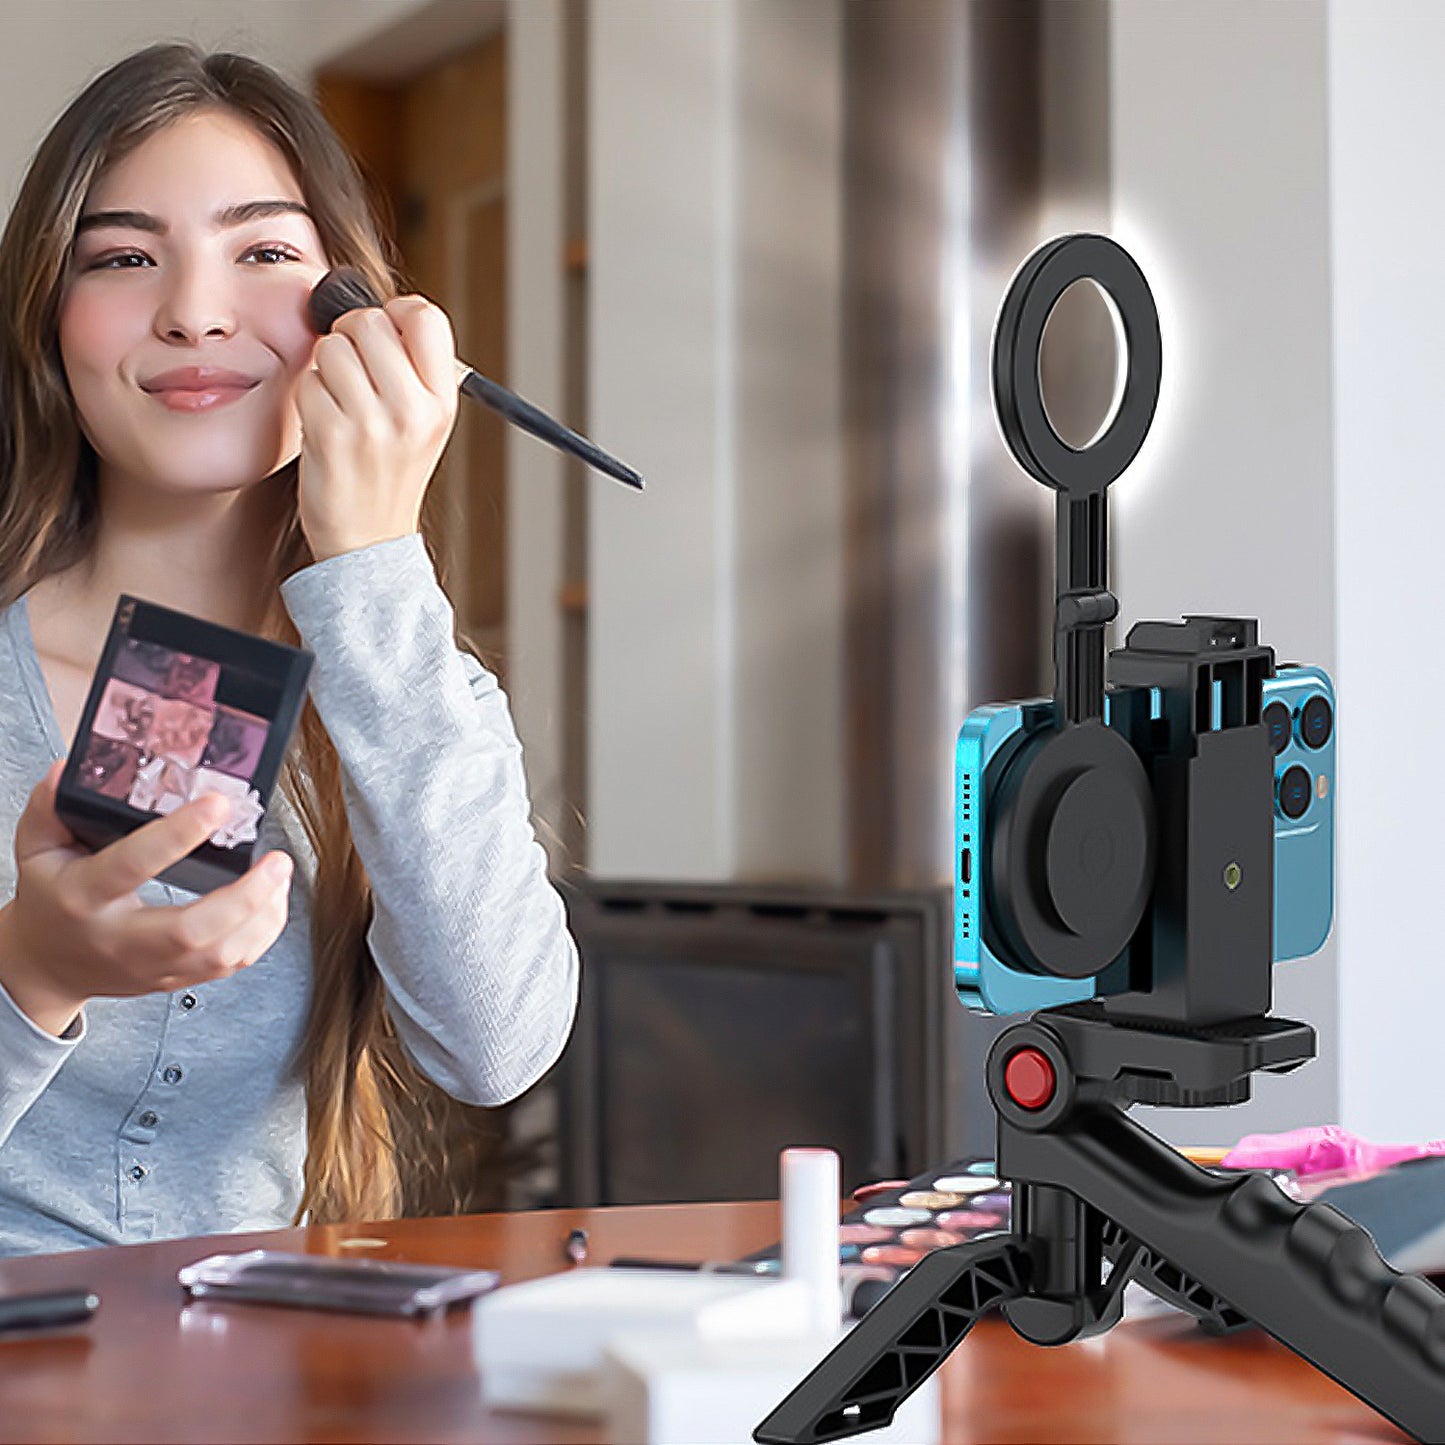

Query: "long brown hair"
left=0, top=42, right=472, bottom=1224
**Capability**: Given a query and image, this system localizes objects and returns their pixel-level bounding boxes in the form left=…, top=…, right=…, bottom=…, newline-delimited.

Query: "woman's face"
left=58, top=108, right=330, bottom=498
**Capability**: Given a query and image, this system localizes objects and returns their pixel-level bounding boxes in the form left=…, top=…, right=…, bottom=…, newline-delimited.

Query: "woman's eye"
left=244, top=245, right=301, bottom=265
left=77, top=245, right=301, bottom=270
left=85, top=251, right=151, bottom=270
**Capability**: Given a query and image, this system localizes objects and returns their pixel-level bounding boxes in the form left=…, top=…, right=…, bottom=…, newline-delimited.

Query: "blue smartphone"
left=954, top=665, right=1335, bottom=1015
left=1264, top=664, right=1335, bottom=962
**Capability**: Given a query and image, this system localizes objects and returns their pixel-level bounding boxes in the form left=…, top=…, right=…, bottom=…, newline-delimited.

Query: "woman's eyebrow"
left=74, top=198, right=313, bottom=236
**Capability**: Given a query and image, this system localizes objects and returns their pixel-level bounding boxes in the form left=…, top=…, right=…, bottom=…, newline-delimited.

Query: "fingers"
left=211, top=864, right=294, bottom=973
left=71, top=793, right=233, bottom=908
left=383, top=294, right=457, bottom=402
left=322, top=295, right=457, bottom=414
left=312, top=321, right=399, bottom=424
left=129, top=850, right=293, bottom=984
left=14, top=761, right=79, bottom=861
left=320, top=309, right=418, bottom=425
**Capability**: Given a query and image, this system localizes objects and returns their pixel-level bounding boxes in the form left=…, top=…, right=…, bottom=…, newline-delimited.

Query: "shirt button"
left=139, top=1111, right=159, bottom=1128
left=162, top=1065, right=183, bottom=1085
left=128, top=1163, right=148, bottom=1182
left=180, top=993, right=197, bottom=1011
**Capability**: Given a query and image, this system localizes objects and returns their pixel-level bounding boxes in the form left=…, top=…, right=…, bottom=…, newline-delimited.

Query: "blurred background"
left=0, top=0, right=1427, bottom=1211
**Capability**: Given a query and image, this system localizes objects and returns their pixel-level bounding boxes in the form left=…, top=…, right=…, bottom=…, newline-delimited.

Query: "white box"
left=474, top=1268, right=813, bottom=1416
left=602, top=1328, right=941, bottom=1445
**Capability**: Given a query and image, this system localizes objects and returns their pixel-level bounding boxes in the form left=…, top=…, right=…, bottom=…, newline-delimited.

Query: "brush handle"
left=454, top=362, right=643, bottom=491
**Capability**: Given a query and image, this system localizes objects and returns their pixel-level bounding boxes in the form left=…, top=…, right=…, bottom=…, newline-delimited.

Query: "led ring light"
left=992, top=233, right=1161, bottom=497
left=984, top=234, right=1162, bottom=983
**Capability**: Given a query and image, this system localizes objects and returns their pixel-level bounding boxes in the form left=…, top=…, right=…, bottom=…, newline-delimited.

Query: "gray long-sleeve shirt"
left=0, top=534, right=579, bottom=1255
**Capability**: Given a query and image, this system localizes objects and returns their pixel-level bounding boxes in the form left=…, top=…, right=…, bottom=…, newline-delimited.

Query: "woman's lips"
left=147, top=383, right=256, bottom=413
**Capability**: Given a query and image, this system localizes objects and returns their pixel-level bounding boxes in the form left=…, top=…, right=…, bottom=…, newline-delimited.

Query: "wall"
left=0, top=2, right=430, bottom=210
left=1108, top=0, right=1339, bottom=1140
left=503, top=0, right=568, bottom=864
left=587, top=0, right=844, bottom=881
left=1328, top=0, right=1445, bottom=1141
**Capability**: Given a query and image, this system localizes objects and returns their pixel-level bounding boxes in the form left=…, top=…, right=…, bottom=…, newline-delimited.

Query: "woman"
left=0, top=42, right=579, bottom=1253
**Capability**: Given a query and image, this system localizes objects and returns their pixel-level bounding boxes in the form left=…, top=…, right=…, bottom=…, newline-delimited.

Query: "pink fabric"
left=1221, top=1124, right=1445, bottom=1177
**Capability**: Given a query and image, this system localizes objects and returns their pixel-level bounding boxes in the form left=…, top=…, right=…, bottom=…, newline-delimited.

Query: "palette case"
left=54, top=594, right=313, bottom=895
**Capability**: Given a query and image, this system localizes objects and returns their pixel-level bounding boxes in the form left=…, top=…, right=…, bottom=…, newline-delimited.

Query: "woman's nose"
left=152, top=261, right=237, bottom=344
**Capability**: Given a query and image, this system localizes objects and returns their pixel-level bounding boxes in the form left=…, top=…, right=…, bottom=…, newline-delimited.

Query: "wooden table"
left=0, top=1202, right=1412, bottom=1443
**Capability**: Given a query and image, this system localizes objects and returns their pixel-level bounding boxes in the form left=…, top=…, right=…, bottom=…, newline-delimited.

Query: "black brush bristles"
left=306, top=267, right=381, bottom=335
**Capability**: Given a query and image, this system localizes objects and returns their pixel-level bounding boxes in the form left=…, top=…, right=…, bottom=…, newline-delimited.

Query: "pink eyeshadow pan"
left=162, top=653, right=219, bottom=705
left=935, top=1209, right=1008, bottom=1231
left=200, top=704, right=268, bottom=782
left=862, top=1244, right=929, bottom=1268
left=93, top=679, right=157, bottom=747
left=851, top=1180, right=910, bottom=1203
left=150, top=697, right=213, bottom=767
left=76, top=736, right=141, bottom=801
left=111, top=638, right=174, bottom=693
left=838, top=1225, right=895, bottom=1246
left=899, top=1227, right=962, bottom=1250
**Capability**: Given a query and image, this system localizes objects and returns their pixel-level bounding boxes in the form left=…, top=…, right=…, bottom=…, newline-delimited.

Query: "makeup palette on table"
left=730, top=1156, right=1013, bottom=1310
left=54, top=595, right=312, bottom=894
left=731, top=1147, right=1445, bottom=1337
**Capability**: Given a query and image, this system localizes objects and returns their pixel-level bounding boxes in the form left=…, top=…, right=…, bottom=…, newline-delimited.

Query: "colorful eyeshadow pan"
left=851, top=1180, right=910, bottom=1203
left=931, top=1175, right=1002, bottom=1193
left=93, top=679, right=156, bottom=746
left=862, top=1207, right=933, bottom=1228
left=150, top=697, right=213, bottom=767
left=55, top=595, right=312, bottom=895
left=965, top=1190, right=1012, bottom=1211
left=935, top=1208, right=1008, bottom=1230
left=200, top=704, right=269, bottom=781
left=162, top=653, right=219, bottom=705
left=899, top=1190, right=971, bottom=1211
left=862, top=1245, right=929, bottom=1268
left=76, top=736, right=141, bottom=801
left=899, top=1228, right=961, bottom=1250
left=112, top=638, right=176, bottom=692
left=838, top=1225, right=895, bottom=1246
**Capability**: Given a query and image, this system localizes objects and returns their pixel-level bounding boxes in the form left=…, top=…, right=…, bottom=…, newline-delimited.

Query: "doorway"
left=316, top=27, right=509, bottom=684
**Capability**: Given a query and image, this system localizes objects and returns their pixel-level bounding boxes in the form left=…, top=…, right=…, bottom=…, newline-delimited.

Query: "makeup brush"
left=306, top=267, right=644, bottom=491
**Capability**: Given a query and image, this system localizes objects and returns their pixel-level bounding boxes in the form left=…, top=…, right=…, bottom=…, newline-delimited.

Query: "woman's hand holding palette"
left=55, top=596, right=312, bottom=894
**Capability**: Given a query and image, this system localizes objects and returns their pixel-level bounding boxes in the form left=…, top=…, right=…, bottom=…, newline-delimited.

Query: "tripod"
left=755, top=1003, right=1445, bottom=1444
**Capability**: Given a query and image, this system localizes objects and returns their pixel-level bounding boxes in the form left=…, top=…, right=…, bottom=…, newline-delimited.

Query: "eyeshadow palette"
left=727, top=1156, right=1013, bottom=1315
left=54, top=595, right=313, bottom=894
left=731, top=1152, right=1319, bottom=1324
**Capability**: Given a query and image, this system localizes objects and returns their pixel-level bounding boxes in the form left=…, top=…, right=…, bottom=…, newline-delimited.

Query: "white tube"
left=781, top=1147, right=842, bottom=1335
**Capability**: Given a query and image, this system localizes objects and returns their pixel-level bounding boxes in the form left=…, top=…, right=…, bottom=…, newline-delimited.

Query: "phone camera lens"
left=1278, top=764, right=1312, bottom=821
left=1300, top=694, right=1333, bottom=750
left=1263, top=700, right=1291, bottom=755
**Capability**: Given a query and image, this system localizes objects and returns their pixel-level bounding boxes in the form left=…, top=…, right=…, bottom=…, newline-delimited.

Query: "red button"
left=1004, top=1047, right=1056, bottom=1110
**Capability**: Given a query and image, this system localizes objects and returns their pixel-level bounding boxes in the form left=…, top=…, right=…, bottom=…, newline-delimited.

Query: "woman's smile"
left=141, top=364, right=262, bottom=413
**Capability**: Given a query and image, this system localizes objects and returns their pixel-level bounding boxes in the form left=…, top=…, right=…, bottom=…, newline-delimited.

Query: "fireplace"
left=552, top=879, right=993, bottom=1206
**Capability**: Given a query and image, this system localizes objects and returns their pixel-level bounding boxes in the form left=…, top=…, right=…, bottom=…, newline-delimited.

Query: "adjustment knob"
left=1003, top=1048, right=1057, bottom=1111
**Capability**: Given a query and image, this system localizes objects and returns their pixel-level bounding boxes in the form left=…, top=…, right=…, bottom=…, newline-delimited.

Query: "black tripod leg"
left=1005, top=1108, right=1445, bottom=1442
left=753, top=1235, right=1031, bottom=1445
left=1100, top=1219, right=1250, bottom=1335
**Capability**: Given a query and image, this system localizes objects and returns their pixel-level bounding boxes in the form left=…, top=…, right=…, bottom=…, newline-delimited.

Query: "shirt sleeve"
left=0, top=979, right=83, bottom=1149
left=278, top=533, right=579, bottom=1106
